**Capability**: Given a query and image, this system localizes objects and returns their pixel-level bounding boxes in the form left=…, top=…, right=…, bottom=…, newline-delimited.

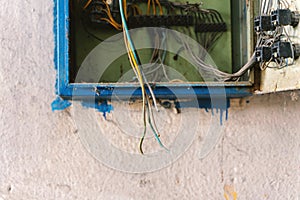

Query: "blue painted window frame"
left=53, top=0, right=253, bottom=102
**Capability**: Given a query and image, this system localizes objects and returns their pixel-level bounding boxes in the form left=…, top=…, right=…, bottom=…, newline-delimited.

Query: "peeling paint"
left=51, top=97, right=72, bottom=111
left=81, top=100, right=114, bottom=119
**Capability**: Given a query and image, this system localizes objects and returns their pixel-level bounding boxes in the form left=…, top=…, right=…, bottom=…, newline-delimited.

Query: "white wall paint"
left=0, top=0, right=299, bottom=199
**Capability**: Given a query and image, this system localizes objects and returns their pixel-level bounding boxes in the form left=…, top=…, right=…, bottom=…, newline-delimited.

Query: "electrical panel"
left=70, top=0, right=237, bottom=83
left=54, top=0, right=300, bottom=102
left=53, top=0, right=300, bottom=156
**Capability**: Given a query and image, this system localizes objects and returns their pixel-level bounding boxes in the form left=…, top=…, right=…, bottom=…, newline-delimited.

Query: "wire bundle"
left=260, top=0, right=291, bottom=15
left=195, top=9, right=226, bottom=54
left=181, top=37, right=256, bottom=81
left=118, top=0, right=168, bottom=154
left=142, top=30, right=169, bottom=82
left=85, top=0, right=122, bottom=30
left=178, top=5, right=227, bottom=55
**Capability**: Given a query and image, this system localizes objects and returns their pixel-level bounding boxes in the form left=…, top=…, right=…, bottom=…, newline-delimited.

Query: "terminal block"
left=195, top=23, right=227, bottom=33
left=272, top=41, right=293, bottom=59
left=254, top=15, right=274, bottom=32
left=255, top=46, right=272, bottom=62
left=127, top=15, right=194, bottom=28
left=271, top=9, right=300, bottom=27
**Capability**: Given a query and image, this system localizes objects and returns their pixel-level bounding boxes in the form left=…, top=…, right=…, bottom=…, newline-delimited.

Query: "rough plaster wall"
left=0, top=0, right=299, bottom=199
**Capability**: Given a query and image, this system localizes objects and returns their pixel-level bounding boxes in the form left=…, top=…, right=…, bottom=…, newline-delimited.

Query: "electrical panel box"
left=54, top=0, right=300, bottom=106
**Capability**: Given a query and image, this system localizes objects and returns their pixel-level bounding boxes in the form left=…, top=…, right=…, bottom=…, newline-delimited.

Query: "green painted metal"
left=70, top=0, right=233, bottom=83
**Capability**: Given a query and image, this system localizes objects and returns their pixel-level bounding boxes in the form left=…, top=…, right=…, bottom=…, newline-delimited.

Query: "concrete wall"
left=0, top=0, right=299, bottom=199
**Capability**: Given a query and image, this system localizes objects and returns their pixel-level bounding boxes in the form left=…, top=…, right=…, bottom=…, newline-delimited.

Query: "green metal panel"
left=69, top=0, right=233, bottom=83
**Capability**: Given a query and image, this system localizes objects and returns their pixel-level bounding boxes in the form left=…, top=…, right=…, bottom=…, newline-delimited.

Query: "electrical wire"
left=152, top=0, right=156, bottom=15
left=83, top=0, right=93, bottom=9
left=147, top=0, right=151, bottom=15
left=118, top=0, right=167, bottom=154
left=102, top=0, right=122, bottom=29
left=155, top=0, right=164, bottom=15
left=131, top=4, right=142, bottom=15
left=143, top=30, right=168, bottom=81
left=119, top=2, right=159, bottom=111
left=182, top=37, right=257, bottom=81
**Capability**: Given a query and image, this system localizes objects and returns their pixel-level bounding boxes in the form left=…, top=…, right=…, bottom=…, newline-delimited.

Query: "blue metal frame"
left=53, top=0, right=253, bottom=104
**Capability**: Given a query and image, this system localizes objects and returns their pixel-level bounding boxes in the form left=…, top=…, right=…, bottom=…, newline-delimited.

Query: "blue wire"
left=119, top=1, right=168, bottom=151
left=118, top=0, right=155, bottom=98
left=118, top=0, right=141, bottom=65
